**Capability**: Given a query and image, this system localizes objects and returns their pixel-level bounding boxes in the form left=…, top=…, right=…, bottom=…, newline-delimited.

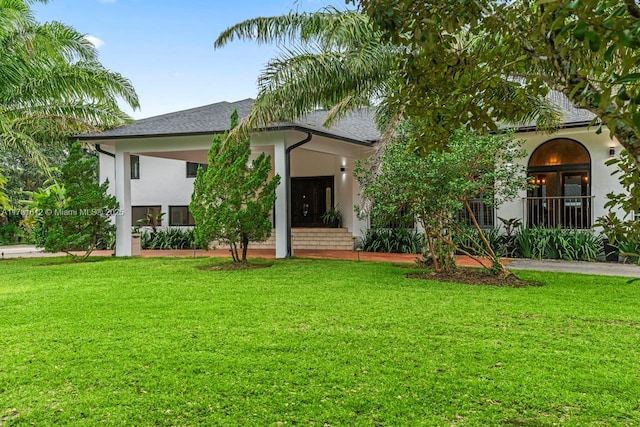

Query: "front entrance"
left=291, top=176, right=334, bottom=227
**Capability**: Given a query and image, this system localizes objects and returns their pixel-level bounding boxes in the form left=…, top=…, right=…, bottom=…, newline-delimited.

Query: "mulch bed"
left=406, top=268, right=544, bottom=288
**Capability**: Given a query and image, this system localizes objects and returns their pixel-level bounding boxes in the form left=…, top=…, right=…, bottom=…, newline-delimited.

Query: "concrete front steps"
left=250, top=227, right=355, bottom=251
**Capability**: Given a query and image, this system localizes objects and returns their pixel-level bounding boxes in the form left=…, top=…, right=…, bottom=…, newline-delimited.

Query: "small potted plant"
left=322, top=206, right=342, bottom=228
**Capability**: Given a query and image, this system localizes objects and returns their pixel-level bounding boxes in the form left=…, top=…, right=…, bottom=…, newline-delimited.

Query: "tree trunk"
left=230, top=242, right=239, bottom=263
left=241, top=233, right=249, bottom=262
left=464, top=199, right=509, bottom=276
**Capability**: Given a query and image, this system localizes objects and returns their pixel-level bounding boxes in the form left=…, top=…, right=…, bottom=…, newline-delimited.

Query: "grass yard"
left=1, top=257, right=639, bottom=426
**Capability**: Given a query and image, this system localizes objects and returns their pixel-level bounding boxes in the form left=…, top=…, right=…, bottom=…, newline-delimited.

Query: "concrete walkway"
left=506, top=258, right=640, bottom=278
left=2, top=245, right=639, bottom=278
left=0, top=245, right=59, bottom=259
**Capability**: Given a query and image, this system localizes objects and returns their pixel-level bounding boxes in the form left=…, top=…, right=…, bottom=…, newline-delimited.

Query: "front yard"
left=1, top=257, right=639, bottom=425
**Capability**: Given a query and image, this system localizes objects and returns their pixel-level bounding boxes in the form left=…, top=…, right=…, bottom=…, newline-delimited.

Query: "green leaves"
left=215, top=8, right=399, bottom=137
left=0, top=0, right=139, bottom=184
left=28, top=141, right=118, bottom=260
left=190, top=111, right=280, bottom=262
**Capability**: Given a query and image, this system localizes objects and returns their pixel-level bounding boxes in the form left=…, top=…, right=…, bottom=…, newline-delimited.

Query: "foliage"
left=356, top=127, right=528, bottom=275
left=140, top=228, right=197, bottom=250
left=356, top=227, right=423, bottom=254
left=321, top=205, right=342, bottom=227
left=515, top=226, right=603, bottom=261
left=595, top=150, right=640, bottom=264
left=1, top=145, right=66, bottom=209
left=616, top=241, right=640, bottom=264
left=498, top=217, right=522, bottom=238
left=190, top=110, right=281, bottom=262
left=215, top=7, right=559, bottom=145
left=137, top=211, right=166, bottom=234
left=214, top=7, right=399, bottom=138
left=353, top=0, right=640, bottom=166
left=2, top=257, right=640, bottom=425
left=26, top=141, right=118, bottom=260
left=0, top=0, right=139, bottom=203
left=0, top=169, right=8, bottom=209
left=452, top=225, right=506, bottom=258
left=0, top=212, right=26, bottom=244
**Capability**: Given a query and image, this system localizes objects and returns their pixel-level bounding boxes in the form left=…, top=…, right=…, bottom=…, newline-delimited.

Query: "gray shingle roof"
left=79, top=91, right=595, bottom=143
left=80, top=98, right=379, bottom=144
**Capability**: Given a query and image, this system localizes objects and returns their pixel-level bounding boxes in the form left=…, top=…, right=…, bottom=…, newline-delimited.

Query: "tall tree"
left=190, top=111, right=281, bottom=263
left=352, top=0, right=640, bottom=166
left=0, top=0, right=139, bottom=198
left=30, top=141, right=118, bottom=261
left=214, top=7, right=399, bottom=137
left=215, top=7, right=559, bottom=149
left=356, top=127, right=528, bottom=276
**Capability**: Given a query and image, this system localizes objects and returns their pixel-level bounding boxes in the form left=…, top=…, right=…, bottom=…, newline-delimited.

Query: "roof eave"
left=76, top=124, right=376, bottom=147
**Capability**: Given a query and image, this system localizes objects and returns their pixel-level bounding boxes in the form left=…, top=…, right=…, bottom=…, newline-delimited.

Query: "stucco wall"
left=99, top=153, right=195, bottom=227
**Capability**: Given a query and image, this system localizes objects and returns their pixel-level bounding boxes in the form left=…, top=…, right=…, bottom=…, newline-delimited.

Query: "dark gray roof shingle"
left=80, top=91, right=595, bottom=143
left=80, top=98, right=379, bottom=144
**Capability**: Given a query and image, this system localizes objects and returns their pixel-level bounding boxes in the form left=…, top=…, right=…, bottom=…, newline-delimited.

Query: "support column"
left=114, top=148, right=132, bottom=256
left=273, top=140, right=288, bottom=258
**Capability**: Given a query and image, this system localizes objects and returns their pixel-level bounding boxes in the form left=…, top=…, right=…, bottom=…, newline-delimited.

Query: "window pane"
left=132, top=205, right=161, bottom=226
left=169, top=206, right=195, bottom=226
left=186, top=162, right=207, bottom=178
left=529, top=139, right=590, bottom=167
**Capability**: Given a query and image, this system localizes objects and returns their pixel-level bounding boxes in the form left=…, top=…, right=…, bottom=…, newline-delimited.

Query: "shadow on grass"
left=197, top=259, right=274, bottom=271
left=405, top=267, right=545, bottom=288
left=31, top=256, right=117, bottom=266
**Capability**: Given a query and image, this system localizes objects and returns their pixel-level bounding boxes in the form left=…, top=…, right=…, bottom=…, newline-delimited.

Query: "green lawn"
left=1, top=257, right=639, bottom=426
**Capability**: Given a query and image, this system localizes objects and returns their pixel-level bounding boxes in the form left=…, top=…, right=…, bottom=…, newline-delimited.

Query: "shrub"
left=140, top=228, right=197, bottom=250
left=616, top=241, right=640, bottom=264
left=452, top=225, right=505, bottom=257
left=514, top=226, right=602, bottom=261
left=0, top=213, right=26, bottom=244
left=357, top=228, right=423, bottom=254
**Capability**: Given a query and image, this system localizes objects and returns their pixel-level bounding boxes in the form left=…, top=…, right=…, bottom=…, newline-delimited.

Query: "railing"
left=457, top=198, right=495, bottom=228
left=524, top=196, right=594, bottom=229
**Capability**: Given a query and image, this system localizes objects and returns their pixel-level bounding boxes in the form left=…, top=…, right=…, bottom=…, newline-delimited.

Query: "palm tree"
left=214, top=7, right=560, bottom=144
left=0, top=0, right=139, bottom=204
left=214, top=7, right=399, bottom=139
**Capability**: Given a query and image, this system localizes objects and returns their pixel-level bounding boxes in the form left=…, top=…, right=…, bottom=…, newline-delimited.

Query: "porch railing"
left=457, top=198, right=495, bottom=228
left=524, top=196, right=594, bottom=229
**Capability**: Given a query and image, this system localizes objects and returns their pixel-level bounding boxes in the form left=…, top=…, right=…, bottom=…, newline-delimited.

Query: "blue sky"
left=33, top=0, right=347, bottom=119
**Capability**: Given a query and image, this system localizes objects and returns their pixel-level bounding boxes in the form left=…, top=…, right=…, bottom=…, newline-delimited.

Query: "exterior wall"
left=99, top=153, right=195, bottom=228
left=496, top=126, right=625, bottom=231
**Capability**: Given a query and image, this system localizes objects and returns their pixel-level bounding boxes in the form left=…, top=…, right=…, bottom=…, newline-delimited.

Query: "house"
left=79, top=94, right=624, bottom=257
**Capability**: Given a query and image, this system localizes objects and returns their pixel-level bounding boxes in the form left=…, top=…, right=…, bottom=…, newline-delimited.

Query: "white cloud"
left=85, top=35, right=105, bottom=49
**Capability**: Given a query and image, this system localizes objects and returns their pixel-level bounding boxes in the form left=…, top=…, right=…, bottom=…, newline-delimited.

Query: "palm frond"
left=214, top=7, right=372, bottom=50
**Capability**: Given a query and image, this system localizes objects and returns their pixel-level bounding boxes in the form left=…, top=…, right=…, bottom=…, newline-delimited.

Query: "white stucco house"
left=79, top=93, right=624, bottom=258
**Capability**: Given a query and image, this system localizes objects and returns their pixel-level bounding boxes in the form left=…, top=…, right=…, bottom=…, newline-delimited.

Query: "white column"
left=273, top=141, right=288, bottom=258
left=114, top=148, right=132, bottom=256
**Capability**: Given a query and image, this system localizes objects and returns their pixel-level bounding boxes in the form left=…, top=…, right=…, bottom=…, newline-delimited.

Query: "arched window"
left=527, top=139, right=591, bottom=229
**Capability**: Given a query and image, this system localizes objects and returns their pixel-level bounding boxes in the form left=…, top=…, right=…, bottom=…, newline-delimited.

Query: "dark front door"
left=291, top=176, right=334, bottom=227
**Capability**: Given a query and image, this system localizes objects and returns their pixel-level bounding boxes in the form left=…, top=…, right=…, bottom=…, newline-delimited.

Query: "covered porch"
left=89, top=127, right=373, bottom=258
